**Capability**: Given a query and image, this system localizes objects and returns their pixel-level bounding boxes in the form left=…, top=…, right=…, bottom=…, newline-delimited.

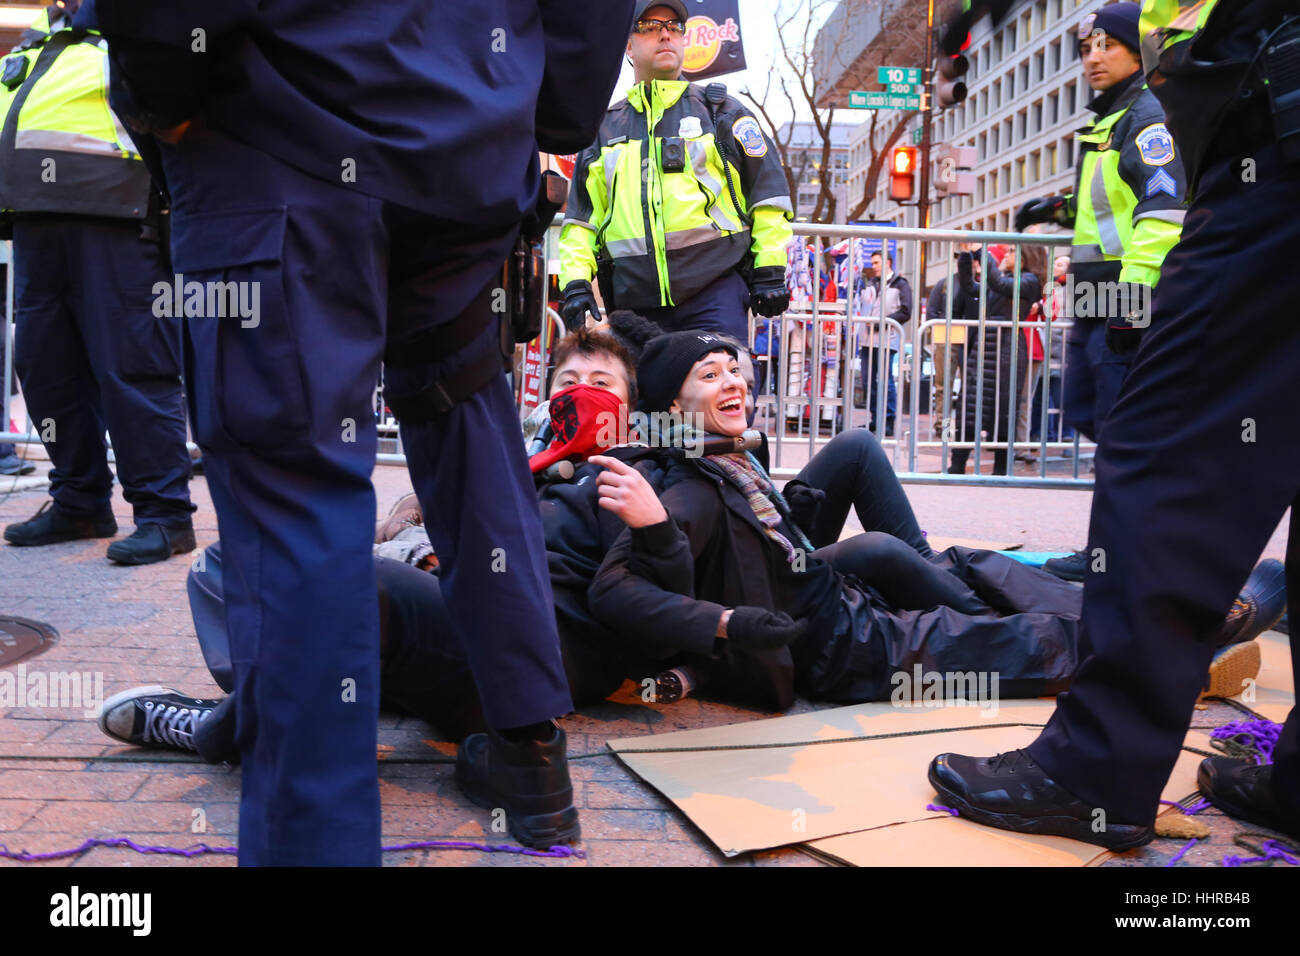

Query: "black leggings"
left=794, top=429, right=932, bottom=555
left=815, top=532, right=988, bottom=614
left=792, top=430, right=987, bottom=614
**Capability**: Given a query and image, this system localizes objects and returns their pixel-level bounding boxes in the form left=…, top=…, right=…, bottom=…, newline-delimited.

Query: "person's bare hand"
left=589, top=455, right=667, bottom=529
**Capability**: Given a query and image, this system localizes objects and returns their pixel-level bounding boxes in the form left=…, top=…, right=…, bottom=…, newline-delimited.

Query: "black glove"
left=560, top=279, right=601, bottom=332
left=748, top=266, right=790, bottom=318
left=781, top=479, right=825, bottom=537
left=1106, top=282, right=1151, bottom=355
left=725, top=607, right=809, bottom=650
left=1013, top=196, right=1067, bottom=232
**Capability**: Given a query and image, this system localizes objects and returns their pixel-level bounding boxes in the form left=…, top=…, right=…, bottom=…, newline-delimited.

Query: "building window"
left=993, top=79, right=1001, bottom=108
left=1064, top=134, right=1074, bottom=167
left=1007, top=22, right=1017, bottom=52
left=1052, top=38, right=1063, bottom=73
left=1033, top=50, right=1044, bottom=84
left=1049, top=90, right=1059, bottom=125
left=1030, top=149, right=1041, bottom=182
left=1048, top=142, right=1057, bottom=174
left=1003, top=117, right=1013, bottom=147
left=1017, top=109, right=1026, bottom=140
left=1032, top=101, right=1042, bottom=133
left=1006, top=69, right=1014, bottom=101
left=978, top=131, right=987, bottom=160
left=1065, top=80, right=1077, bottom=114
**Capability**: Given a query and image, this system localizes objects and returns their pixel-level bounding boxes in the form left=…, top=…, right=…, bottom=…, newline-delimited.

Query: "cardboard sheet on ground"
left=608, top=700, right=1214, bottom=862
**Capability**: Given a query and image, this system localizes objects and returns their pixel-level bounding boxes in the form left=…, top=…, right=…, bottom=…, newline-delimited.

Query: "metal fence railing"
left=1, top=224, right=1098, bottom=488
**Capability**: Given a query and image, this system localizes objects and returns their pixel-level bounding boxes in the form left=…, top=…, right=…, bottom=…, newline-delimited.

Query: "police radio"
left=1263, top=18, right=1300, bottom=162
left=503, top=170, right=568, bottom=357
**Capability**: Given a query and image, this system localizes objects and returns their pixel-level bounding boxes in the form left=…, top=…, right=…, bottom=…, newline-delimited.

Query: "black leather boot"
left=106, top=521, right=197, bottom=565
left=1198, top=757, right=1300, bottom=841
left=929, top=748, right=1154, bottom=850
left=455, top=720, right=580, bottom=849
left=4, top=500, right=117, bottom=546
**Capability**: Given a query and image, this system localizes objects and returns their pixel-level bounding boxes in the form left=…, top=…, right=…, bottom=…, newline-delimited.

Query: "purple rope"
left=0, top=838, right=237, bottom=862
left=0, top=837, right=583, bottom=863
left=1211, top=717, right=1282, bottom=765
left=1223, top=841, right=1300, bottom=867
left=1165, top=838, right=1198, bottom=867
left=927, top=803, right=960, bottom=816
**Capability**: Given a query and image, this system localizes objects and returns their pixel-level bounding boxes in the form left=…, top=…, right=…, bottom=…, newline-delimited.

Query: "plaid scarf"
left=706, top=451, right=813, bottom=562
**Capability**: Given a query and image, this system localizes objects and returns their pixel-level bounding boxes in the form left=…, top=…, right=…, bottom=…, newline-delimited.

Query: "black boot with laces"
left=928, top=748, right=1154, bottom=850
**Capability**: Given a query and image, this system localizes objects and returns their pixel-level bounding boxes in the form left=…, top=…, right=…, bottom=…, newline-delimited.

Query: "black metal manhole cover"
left=0, top=617, right=58, bottom=668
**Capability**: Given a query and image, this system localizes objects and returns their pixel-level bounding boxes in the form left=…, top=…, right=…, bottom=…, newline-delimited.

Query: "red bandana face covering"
left=529, top=384, right=626, bottom=474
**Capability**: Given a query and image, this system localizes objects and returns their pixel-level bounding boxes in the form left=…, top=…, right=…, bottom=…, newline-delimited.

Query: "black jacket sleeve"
left=890, top=276, right=913, bottom=324
left=535, top=0, right=637, bottom=154
left=981, top=253, right=1043, bottom=318
left=588, top=482, right=730, bottom=661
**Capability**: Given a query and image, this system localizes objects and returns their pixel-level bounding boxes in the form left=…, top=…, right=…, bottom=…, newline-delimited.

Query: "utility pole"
left=917, top=0, right=936, bottom=286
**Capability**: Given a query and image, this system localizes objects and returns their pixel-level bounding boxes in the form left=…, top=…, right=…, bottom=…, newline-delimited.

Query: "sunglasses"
left=633, top=18, right=686, bottom=36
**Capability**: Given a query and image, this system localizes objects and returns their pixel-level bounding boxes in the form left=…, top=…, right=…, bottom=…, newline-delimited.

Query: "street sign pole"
left=918, top=0, right=935, bottom=284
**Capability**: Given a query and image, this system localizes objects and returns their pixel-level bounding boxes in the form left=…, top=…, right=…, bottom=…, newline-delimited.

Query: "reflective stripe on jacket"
left=559, top=79, right=793, bottom=311
left=1065, top=76, right=1187, bottom=289
left=0, top=8, right=150, bottom=219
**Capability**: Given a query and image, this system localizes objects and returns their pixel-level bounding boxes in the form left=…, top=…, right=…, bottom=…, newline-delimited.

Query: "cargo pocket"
left=170, top=207, right=308, bottom=451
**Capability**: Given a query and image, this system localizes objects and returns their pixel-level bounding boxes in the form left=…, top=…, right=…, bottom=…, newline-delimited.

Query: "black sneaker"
left=106, top=521, right=197, bottom=565
left=455, top=721, right=580, bottom=849
left=98, top=686, right=219, bottom=754
left=4, top=500, right=117, bottom=547
left=1216, top=559, right=1287, bottom=648
left=928, top=748, right=1154, bottom=850
left=1198, top=756, right=1300, bottom=842
left=1042, top=548, right=1088, bottom=582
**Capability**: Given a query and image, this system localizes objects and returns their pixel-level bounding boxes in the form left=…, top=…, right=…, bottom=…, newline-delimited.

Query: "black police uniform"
left=1026, top=0, right=1300, bottom=828
left=92, top=0, right=635, bottom=865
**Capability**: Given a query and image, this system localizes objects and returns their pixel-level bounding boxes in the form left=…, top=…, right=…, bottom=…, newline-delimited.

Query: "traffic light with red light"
left=889, top=146, right=917, bottom=202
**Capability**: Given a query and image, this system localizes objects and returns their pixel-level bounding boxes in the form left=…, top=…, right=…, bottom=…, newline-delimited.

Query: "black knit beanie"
left=1079, top=2, right=1141, bottom=55
left=636, top=330, right=739, bottom=413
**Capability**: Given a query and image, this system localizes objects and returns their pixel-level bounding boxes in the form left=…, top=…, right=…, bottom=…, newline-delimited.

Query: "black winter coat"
left=957, top=251, right=1038, bottom=443
left=589, top=450, right=1083, bottom=705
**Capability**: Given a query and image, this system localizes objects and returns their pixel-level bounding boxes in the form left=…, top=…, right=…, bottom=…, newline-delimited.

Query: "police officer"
left=0, top=1, right=195, bottom=564
left=93, top=0, right=636, bottom=864
left=929, top=0, right=1300, bottom=848
left=558, top=0, right=793, bottom=342
left=1014, top=1, right=1187, bottom=582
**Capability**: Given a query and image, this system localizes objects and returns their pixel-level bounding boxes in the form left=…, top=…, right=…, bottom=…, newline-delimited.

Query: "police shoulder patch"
left=731, top=116, right=768, bottom=158
left=1135, top=123, right=1175, bottom=166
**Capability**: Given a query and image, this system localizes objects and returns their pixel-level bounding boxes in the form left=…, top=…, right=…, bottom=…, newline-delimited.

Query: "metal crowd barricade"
left=0, top=224, right=1099, bottom=490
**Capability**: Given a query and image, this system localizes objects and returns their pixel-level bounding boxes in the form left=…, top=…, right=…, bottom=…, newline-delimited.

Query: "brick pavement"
left=0, top=448, right=1291, bottom=867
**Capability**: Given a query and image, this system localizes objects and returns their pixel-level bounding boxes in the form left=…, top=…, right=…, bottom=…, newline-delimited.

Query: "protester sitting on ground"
left=98, top=315, right=668, bottom=758
left=101, top=324, right=1280, bottom=754
left=587, top=330, right=1283, bottom=707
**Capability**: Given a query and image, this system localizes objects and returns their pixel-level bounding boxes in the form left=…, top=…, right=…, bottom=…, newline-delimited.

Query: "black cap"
left=635, top=0, right=689, bottom=23
left=636, top=330, right=739, bottom=413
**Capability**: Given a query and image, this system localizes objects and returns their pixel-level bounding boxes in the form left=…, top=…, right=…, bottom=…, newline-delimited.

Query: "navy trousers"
left=160, top=124, right=572, bottom=866
left=1027, top=138, right=1300, bottom=826
left=12, top=217, right=193, bottom=526
left=1062, top=315, right=1132, bottom=444
left=642, top=269, right=751, bottom=343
